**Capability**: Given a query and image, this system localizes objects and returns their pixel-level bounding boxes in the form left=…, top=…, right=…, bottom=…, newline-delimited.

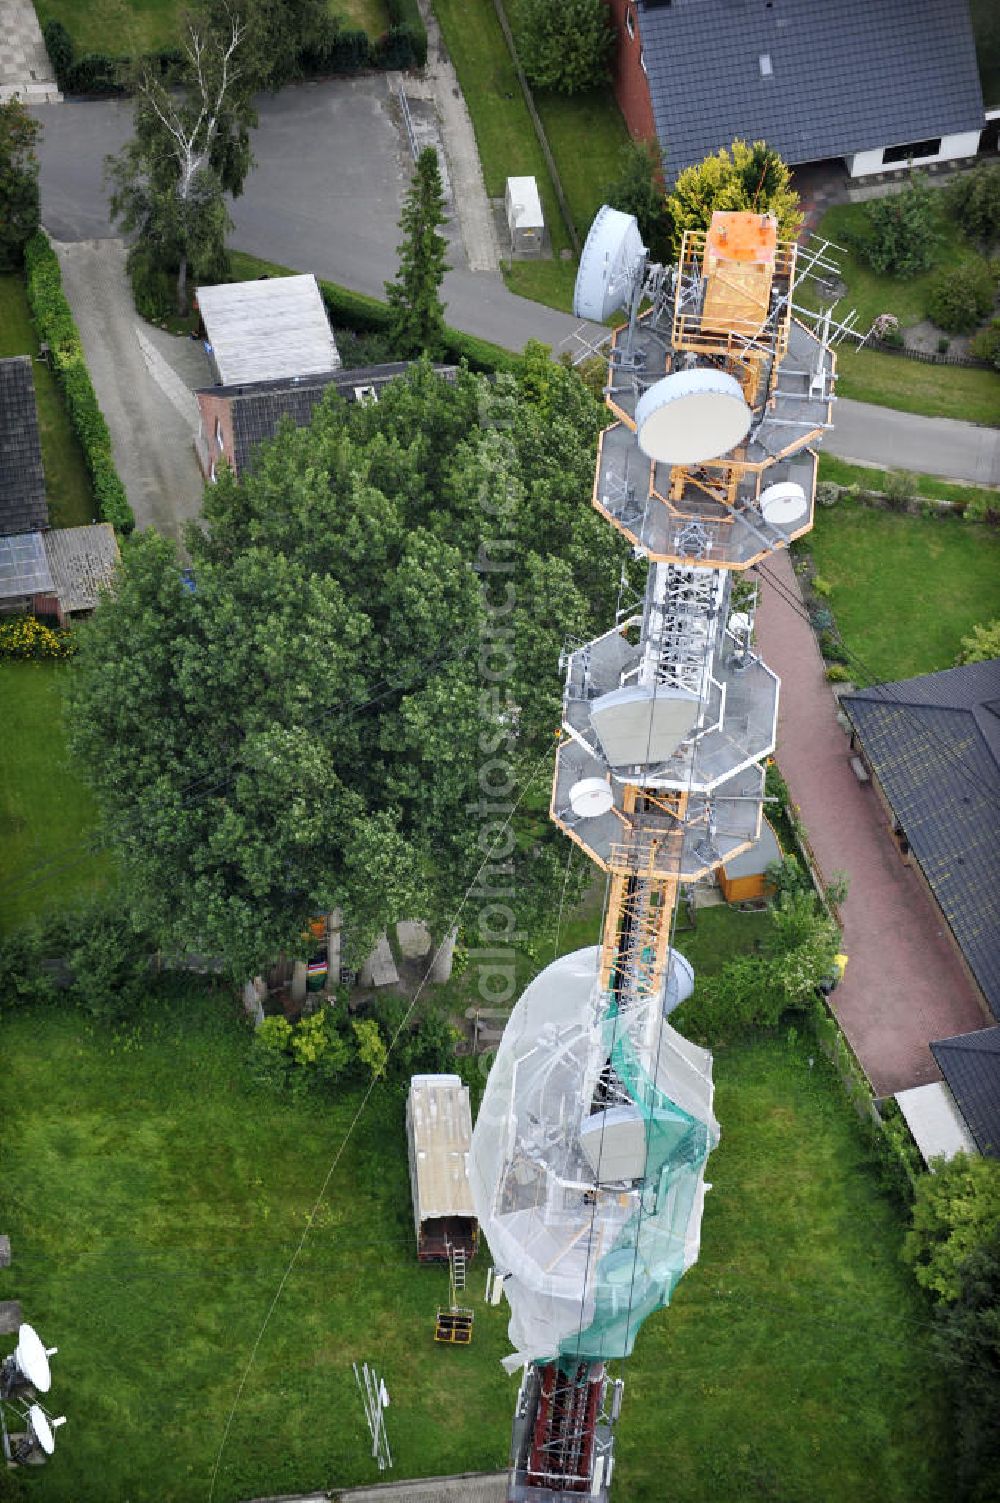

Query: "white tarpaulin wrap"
left=469, top=946, right=718, bottom=1372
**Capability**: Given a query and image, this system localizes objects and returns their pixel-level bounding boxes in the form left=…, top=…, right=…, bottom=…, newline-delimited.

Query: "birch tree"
left=106, top=5, right=256, bottom=314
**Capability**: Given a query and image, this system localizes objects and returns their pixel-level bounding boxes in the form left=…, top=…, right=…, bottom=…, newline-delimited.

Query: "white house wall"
left=847, top=130, right=983, bottom=178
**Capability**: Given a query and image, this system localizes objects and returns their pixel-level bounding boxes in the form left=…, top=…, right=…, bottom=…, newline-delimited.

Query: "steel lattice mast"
left=469, top=206, right=836, bottom=1501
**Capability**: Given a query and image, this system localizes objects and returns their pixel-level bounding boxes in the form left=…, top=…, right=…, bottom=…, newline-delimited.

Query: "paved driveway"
left=755, top=550, right=986, bottom=1097
left=53, top=238, right=209, bottom=547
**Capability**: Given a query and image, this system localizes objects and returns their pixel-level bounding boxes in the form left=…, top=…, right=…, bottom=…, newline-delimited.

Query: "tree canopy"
left=0, top=98, right=41, bottom=270
left=516, top=0, right=612, bottom=95
left=903, top=1153, right=1000, bottom=1303
left=70, top=350, right=619, bottom=979
left=106, top=5, right=256, bottom=313
left=603, top=139, right=671, bottom=264
left=666, top=139, right=802, bottom=255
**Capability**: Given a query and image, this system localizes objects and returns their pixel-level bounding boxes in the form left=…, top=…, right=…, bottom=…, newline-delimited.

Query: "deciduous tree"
left=517, top=0, right=612, bottom=94
left=106, top=4, right=256, bottom=313
left=903, top=1153, right=1000, bottom=1303
left=0, top=99, right=41, bottom=270
left=603, top=139, right=671, bottom=263
left=666, top=139, right=802, bottom=255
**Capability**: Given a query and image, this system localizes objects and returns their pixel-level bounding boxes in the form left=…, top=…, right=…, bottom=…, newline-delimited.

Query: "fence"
left=863, top=336, right=993, bottom=370
left=489, top=0, right=581, bottom=255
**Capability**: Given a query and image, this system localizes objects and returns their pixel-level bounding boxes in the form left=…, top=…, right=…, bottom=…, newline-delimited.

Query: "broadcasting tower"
left=469, top=205, right=837, bottom=1500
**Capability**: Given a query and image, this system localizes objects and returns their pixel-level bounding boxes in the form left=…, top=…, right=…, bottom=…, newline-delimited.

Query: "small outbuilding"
left=505, top=176, right=546, bottom=257
left=718, top=817, right=780, bottom=904
left=195, top=274, right=341, bottom=387
left=406, top=1074, right=479, bottom=1263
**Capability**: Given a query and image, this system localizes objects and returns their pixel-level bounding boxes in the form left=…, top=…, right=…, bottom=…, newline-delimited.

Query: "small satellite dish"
left=26, top=1405, right=65, bottom=1458
left=569, top=777, right=615, bottom=818
left=760, top=480, right=807, bottom=526
left=574, top=206, right=647, bottom=322
left=635, top=369, right=751, bottom=465
left=728, top=611, right=751, bottom=639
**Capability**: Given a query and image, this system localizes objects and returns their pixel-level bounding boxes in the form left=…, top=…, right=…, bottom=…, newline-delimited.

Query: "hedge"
left=24, top=232, right=135, bottom=533
left=385, top=0, right=428, bottom=66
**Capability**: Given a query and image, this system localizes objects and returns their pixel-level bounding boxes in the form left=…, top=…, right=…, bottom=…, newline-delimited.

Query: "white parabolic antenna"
left=569, top=777, right=615, bottom=818
left=760, top=480, right=807, bottom=526
left=574, top=205, right=647, bottom=322
left=635, top=369, right=751, bottom=465
left=27, top=1405, right=65, bottom=1457
left=15, top=1324, right=56, bottom=1393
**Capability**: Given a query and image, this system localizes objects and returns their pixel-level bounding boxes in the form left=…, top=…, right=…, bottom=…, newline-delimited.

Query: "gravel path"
left=52, top=237, right=208, bottom=548
left=755, top=549, right=986, bottom=1097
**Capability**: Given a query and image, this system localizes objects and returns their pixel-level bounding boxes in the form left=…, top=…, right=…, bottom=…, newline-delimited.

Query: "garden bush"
left=947, top=161, right=1000, bottom=248
left=252, top=1005, right=353, bottom=1093
left=24, top=230, right=134, bottom=532
left=855, top=175, right=938, bottom=277
left=0, top=615, right=75, bottom=659
left=926, top=257, right=995, bottom=334
left=385, top=0, right=428, bottom=65
left=42, top=19, right=74, bottom=87
left=127, top=243, right=177, bottom=324
left=970, top=317, right=1000, bottom=369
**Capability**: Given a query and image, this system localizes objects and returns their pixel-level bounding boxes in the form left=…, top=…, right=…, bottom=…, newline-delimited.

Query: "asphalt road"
left=30, top=83, right=999, bottom=481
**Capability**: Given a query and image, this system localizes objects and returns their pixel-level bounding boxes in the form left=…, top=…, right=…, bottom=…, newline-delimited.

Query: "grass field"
left=817, top=454, right=998, bottom=507
left=0, top=663, right=110, bottom=935
left=0, top=962, right=948, bottom=1503
left=804, top=499, right=1000, bottom=683
left=0, top=275, right=94, bottom=530
left=34, top=0, right=388, bottom=53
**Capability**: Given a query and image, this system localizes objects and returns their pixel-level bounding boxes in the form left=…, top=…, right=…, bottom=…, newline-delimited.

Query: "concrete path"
left=0, top=0, right=60, bottom=104
left=829, top=398, right=1000, bottom=488
left=755, top=550, right=987, bottom=1097
left=51, top=238, right=208, bottom=547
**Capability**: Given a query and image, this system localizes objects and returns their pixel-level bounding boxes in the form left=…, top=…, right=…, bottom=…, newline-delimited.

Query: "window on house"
left=354, top=384, right=378, bottom=404
left=882, top=138, right=942, bottom=165
left=209, top=459, right=217, bottom=483
left=639, top=47, right=647, bottom=74
left=625, top=7, right=635, bottom=40
left=214, top=416, right=223, bottom=449
left=758, top=53, right=773, bottom=77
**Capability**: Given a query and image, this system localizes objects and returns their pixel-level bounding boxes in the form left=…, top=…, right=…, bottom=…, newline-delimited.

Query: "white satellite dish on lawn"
left=759, top=480, right=807, bottom=526
left=568, top=777, right=615, bottom=819
left=25, top=1405, right=65, bottom=1458
left=635, top=369, right=751, bottom=465
left=574, top=206, right=647, bottom=322
left=1, top=1324, right=57, bottom=1396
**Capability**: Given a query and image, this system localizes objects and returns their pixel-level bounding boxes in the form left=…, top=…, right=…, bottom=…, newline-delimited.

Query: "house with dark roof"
left=931, top=1028, right=1000, bottom=1158
left=0, top=356, right=48, bottom=538
left=607, top=0, right=986, bottom=182
left=842, top=660, right=1000, bottom=1026
left=196, top=363, right=457, bottom=482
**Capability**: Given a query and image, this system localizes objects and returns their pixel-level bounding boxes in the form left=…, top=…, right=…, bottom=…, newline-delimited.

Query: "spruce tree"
left=385, top=147, right=449, bottom=358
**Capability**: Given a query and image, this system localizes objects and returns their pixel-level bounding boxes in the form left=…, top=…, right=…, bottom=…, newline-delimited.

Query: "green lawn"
left=0, top=275, right=94, bottom=530
left=0, top=663, right=110, bottom=934
left=34, top=0, right=386, bottom=53
left=817, top=453, right=997, bottom=507
left=804, top=498, right=1000, bottom=683
left=803, top=200, right=1000, bottom=422
left=0, top=972, right=948, bottom=1502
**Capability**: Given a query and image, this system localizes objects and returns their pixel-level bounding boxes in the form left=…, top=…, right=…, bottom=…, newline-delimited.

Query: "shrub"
left=64, top=52, right=125, bottom=96
left=517, top=0, right=612, bottom=95
left=23, top=230, right=134, bottom=532
left=252, top=1006, right=352, bottom=1092
left=127, top=243, right=176, bottom=324
left=825, top=664, right=853, bottom=683
left=0, top=615, right=75, bottom=659
left=856, top=175, right=938, bottom=277
left=964, top=493, right=1000, bottom=526
left=42, top=19, right=74, bottom=87
left=956, top=617, right=1000, bottom=664
left=882, top=468, right=915, bottom=510
left=902, top=1153, right=1000, bottom=1303
left=969, top=318, right=1000, bottom=367
left=946, top=162, right=1000, bottom=248
left=375, top=24, right=421, bottom=70
left=385, top=0, right=428, bottom=66
left=926, top=257, right=995, bottom=334
left=302, top=23, right=371, bottom=73
left=810, top=574, right=833, bottom=597
left=936, top=336, right=949, bottom=354
left=815, top=480, right=839, bottom=508
left=818, top=630, right=849, bottom=664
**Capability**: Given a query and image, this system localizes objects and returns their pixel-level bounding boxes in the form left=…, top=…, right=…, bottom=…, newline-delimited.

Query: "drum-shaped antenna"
left=635, top=369, right=752, bottom=465
left=759, top=480, right=807, bottom=526
left=568, top=777, right=615, bottom=818
left=574, top=206, right=647, bottom=322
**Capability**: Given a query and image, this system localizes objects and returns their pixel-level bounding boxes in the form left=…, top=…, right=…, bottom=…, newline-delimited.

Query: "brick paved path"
left=755, top=550, right=987, bottom=1098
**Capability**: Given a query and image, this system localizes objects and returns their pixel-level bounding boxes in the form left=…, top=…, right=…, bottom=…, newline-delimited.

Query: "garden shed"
left=718, top=817, right=780, bottom=904
left=405, top=1074, right=478, bottom=1263
left=195, top=274, right=341, bottom=387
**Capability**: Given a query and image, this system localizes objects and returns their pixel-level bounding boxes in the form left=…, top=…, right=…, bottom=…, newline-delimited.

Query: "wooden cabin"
left=406, top=1074, right=479, bottom=1263
left=718, top=817, right=780, bottom=904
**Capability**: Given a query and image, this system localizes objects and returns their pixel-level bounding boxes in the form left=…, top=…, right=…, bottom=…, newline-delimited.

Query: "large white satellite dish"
left=590, top=684, right=699, bottom=768
left=14, top=1324, right=56, bottom=1394
left=635, top=369, right=751, bottom=465
left=574, top=205, right=647, bottom=322
left=569, top=777, right=615, bottom=819
left=759, top=480, right=807, bottom=526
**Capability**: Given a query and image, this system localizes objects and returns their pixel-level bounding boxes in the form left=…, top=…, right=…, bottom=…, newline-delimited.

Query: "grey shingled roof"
left=638, top=0, right=985, bottom=180
left=842, top=661, right=1000, bottom=1022
left=0, top=357, right=48, bottom=535
left=931, top=1028, right=1000, bottom=1158
left=204, top=363, right=456, bottom=476
left=43, top=524, right=120, bottom=613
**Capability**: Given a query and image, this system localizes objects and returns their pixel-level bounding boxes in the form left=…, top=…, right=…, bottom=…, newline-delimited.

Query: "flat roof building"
left=406, top=1074, right=479, bottom=1263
